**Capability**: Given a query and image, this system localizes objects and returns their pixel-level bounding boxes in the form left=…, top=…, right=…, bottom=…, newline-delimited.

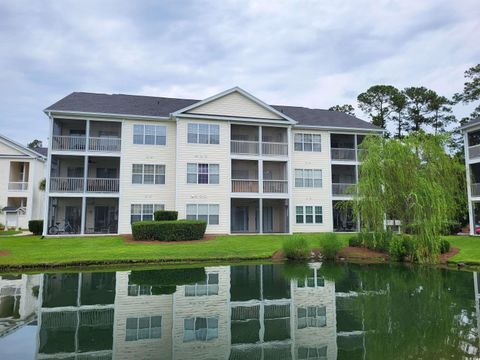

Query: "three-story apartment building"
left=42, top=87, right=383, bottom=236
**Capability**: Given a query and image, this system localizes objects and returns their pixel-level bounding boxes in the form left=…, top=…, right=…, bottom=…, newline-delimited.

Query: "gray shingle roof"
left=33, top=147, right=48, bottom=157
left=46, top=92, right=382, bottom=131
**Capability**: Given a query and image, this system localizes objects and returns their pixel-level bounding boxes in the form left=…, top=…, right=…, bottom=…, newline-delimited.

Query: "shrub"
left=440, top=239, right=451, bottom=254
left=358, top=230, right=393, bottom=252
left=154, top=210, right=178, bottom=221
left=348, top=236, right=362, bottom=247
left=282, top=236, right=310, bottom=260
left=389, top=234, right=416, bottom=262
left=28, top=220, right=43, bottom=235
left=0, top=223, right=4, bottom=230
left=320, top=233, right=343, bottom=260
left=131, top=220, right=206, bottom=241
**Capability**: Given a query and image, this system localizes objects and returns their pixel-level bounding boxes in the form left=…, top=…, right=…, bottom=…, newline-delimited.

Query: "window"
left=132, top=164, right=165, bottom=184
left=294, top=133, right=321, bottom=152
left=186, top=204, right=219, bottom=225
left=133, top=124, right=166, bottom=145
left=128, top=284, right=153, bottom=296
left=131, top=204, right=164, bottom=223
left=185, top=273, right=219, bottom=296
left=297, top=268, right=325, bottom=288
left=125, top=316, right=162, bottom=341
left=298, top=346, right=327, bottom=360
left=187, top=123, right=220, bottom=144
left=183, top=317, right=218, bottom=342
left=295, top=169, right=322, bottom=188
left=297, top=306, right=326, bottom=329
left=296, top=206, right=323, bottom=224
left=187, top=163, right=219, bottom=184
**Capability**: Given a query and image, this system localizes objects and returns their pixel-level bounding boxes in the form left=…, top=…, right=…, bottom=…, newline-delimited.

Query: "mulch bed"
left=122, top=234, right=219, bottom=245
left=0, top=250, right=11, bottom=257
left=440, top=247, right=459, bottom=264
left=339, top=246, right=389, bottom=261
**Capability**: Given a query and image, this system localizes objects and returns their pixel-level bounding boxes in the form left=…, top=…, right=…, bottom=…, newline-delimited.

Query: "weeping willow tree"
left=353, top=133, right=465, bottom=263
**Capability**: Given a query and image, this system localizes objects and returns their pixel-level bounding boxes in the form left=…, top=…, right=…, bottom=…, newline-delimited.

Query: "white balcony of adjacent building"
left=51, top=118, right=122, bottom=154
left=46, top=197, right=119, bottom=235
left=330, top=134, right=365, bottom=163
left=49, top=155, right=120, bottom=195
left=468, top=130, right=480, bottom=162
left=8, top=161, right=29, bottom=192
left=470, top=163, right=480, bottom=198
left=331, top=164, right=357, bottom=198
left=231, top=160, right=288, bottom=196
left=230, top=124, right=288, bottom=158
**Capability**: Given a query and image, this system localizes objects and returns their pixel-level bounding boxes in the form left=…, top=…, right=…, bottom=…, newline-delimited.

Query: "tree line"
left=329, top=63, right=480, bottom=144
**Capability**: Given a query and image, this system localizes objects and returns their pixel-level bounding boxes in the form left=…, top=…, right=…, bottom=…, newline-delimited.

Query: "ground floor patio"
left=231, top=198, right=289, bottom=234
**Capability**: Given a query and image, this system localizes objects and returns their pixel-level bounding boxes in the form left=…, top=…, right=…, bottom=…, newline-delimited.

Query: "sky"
left=0, top=0, right=479, bottom=145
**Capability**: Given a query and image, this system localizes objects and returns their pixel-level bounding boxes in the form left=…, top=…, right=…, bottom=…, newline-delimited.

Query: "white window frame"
left=131, top=204, right=165, bottom=223
left=185, top=273, right=219, bottom=296
left=125, top=315, right=162, bottom=341
left=133, top=124, right=167, bottom=145
left=296, top=205, right=323, bottom=224
left=183, top=316, right=219, bottom=342
left=297, top=306, right=326, bottom=329
left=132, top=164, right=165, bottom=184
left=187, top=123, right=220, bottom=144
left=187, top=163, right=219, bottom=184
left=186, top=204, right=219, bottom=225
left=294, top=133, right=321, bottom=152
left=295, top=169, right=322, bottom=188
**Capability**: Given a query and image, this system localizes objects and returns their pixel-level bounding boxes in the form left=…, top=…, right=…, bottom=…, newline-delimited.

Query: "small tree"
left=28, top=139, right=43, bottom=149
left=328, top=104, right=355, bottom=116
left=357, top=85, right=399, bottom=129
left=354, top=133, right=465, bottom=263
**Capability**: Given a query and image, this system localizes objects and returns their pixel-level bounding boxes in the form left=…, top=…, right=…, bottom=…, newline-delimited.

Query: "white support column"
left=85, top=119, right=90, bottom=152
left=259, top=198, right=263, bottom=234
left=42, top=114, right=54, bottom=236
left=465, top=132, right=475, bottom=235
left=287, top=126, right=294, bottom=234
left=26, top=160, right=35, bottom=222
left=354, top=134, right=358, bottom=162
left=80, top=197, right=86, bottom=235
left=259, top=126, right=263, bottom=156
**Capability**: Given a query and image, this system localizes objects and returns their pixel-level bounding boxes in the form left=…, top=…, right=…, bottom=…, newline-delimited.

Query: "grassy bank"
left=0, top=233, right=478, bottom=270
left=0, top=233, right=351, bottom=270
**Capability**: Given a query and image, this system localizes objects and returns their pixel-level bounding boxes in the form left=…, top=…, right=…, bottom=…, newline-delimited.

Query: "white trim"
left=176, top=113, right=294, bottom=125
left=46, top=109, right=171, bottom=122
left=0, top=134, right=46, bottom=161
left=294, top=124, right=384, bottom=133
left=172, top=87, right=297, bottom=124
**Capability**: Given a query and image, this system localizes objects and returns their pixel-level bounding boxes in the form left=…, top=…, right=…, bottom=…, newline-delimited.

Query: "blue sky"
left=0, top=0, right=479, bottom=145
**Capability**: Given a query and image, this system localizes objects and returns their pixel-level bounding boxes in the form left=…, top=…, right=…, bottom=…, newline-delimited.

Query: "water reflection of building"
left=28, top=264, right=376, bottom=359
left=0, top=274, right=41, bottom=338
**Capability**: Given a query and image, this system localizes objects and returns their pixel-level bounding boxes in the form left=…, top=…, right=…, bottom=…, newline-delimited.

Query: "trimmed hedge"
left=129, top=268, right=206, bottom=286
left=154, top=210, right=178, bottom=221
left=131, top=219, right=207, bottom=241
left=28, top=220, right=43, bottom=235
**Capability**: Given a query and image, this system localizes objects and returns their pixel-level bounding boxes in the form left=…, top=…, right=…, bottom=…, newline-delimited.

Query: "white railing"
left=469, top=145, right=480, bottom=159
left=262, top=142, right=288, bottom=156
left=52, top=136, right=86, bottom=151
left=332, top=183, right=356, bottom=196
left=49, top=177, right=84, bottom=192
left=472, top=183, right=480, bottom=197
left=331, top=148, right=356, bottom=161
left=231, top=140, right=259, bottom=155
left=8, top=182, right=28, bottom=191
left=263, top=180, right=288, bottom=193
left=232, top=179, right=259, bottom=193
left=88, top=137, right=121, bottom=152
left=86, top=178, right=119, bottom=192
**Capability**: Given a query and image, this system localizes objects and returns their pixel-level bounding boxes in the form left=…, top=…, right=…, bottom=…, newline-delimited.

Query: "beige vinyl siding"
left=187, top=91, right=284, bottom=120
left=118, top=119, right=176, bottom=234
left=175, top=118, right=231, bottom=234
left=291, top=130, right=333, bottom=232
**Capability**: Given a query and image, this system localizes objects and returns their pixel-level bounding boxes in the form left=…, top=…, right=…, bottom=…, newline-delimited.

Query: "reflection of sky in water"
left=0, top=324, right=37, bottom=360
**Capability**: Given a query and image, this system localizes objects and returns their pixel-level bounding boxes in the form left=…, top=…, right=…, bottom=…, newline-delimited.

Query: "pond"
left=0, top=262, right=478, bottom=359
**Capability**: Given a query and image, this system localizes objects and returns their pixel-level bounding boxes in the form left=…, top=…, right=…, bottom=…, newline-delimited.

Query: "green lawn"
left=444, top=235, right=480, bottom=264
left=0, top=230, right=21, bottom=236
left=0, top=233, right=351, bottom=269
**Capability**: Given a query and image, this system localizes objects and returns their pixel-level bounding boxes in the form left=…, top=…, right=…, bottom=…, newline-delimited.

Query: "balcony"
left=8, top=182, right=28, bottom=191
left=50, top=177, right=84, bottom=192
left=262, top=142, right=288, bottom=156
left=86, top=178, right=120, bottom=193
left=52, top=136, right=121, bottom=152
left=52, top=135, right=86, bottom=151
left=232, top=179, right=259, bottom=193
left=472, top=183, right=480, bottom=197
left=331, top=148, right=356, bottom=161
left=470, top=145, right=480, bottom=160
left=231, top=140, right=259, bottom=155
left=230, top=124, right=288, bottom=157
left=332, top=183, right=356, bottom=196
left=263, top=180, right=288, bottom=193
left=88, top=137, right=122, bottom=152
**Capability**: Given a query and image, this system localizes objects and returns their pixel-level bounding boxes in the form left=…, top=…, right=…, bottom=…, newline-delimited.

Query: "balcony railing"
left=88, top=137, right=121, bottom=152
left=232, top=179, right=259, bottom=193
left=332, top=183, right=356, bottom=196
left=86, top=178, right=119, bottom=193
left=231, top=140, right=288, bottom=156
left=52, top=136, right=121, bottom=152
left=262, top=142, right=288, bottom=156
left=469, top=145, right=480, bottom=159
left=50, top=177, right=84, bottom=192
left=472, top=183, right=480, bottom=197
left=331, top=148, right=356, bottom=161
left=231, top=140, right=260, bottom=155
left=8, top=182, right=28, bottom=191
left=263, top=180, right=288, bottom=193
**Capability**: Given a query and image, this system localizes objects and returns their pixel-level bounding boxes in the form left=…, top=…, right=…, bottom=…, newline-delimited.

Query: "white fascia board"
left=458, top=121, right=480, bottom=133
left=0, top=134, right=46, bottom=160
left=293, top=124, right=385, bottom=133
left=175, top=113, right=294, bottom=125
left=171, top=86, right=297, bottom=124
left=45, top=109, right=172, bottom=122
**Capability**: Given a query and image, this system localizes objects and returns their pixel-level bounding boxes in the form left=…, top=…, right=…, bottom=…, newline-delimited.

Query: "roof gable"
left=173, top=87, right=296, bottom=123
left=0, top=134, right=46, bottom=160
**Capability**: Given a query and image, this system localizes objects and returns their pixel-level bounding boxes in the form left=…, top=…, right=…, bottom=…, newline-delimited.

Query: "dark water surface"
left=0, top=262, right=478, bottom=359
